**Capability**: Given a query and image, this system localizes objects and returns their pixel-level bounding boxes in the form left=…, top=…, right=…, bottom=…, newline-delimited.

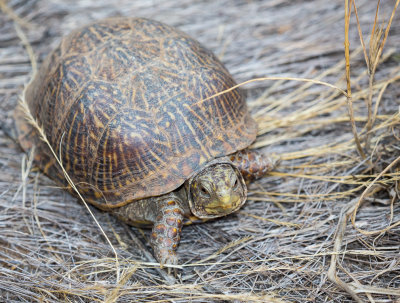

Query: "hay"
left=0, top=0, right=399, bottom=302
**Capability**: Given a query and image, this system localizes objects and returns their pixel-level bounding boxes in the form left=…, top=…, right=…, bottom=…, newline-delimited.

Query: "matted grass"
left=0, top=0, right=399, bottom=302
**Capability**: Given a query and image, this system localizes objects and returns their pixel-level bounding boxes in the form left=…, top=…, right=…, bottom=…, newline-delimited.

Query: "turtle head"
left=187, top=161, right=247, bottom=219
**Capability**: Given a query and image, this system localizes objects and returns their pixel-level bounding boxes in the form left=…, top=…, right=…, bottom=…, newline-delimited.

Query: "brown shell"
left=16, top=17, right=257, bottom=209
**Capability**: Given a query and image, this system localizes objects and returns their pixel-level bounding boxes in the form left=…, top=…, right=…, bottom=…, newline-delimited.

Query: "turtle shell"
left=16, top=17, right=257, bottom=209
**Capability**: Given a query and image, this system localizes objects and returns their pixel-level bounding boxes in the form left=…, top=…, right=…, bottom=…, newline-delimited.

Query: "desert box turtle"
left=13, top=17, right=276, bottom=269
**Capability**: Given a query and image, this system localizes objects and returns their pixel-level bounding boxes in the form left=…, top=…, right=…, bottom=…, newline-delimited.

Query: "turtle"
left=12, top=17, right=277, bottom=270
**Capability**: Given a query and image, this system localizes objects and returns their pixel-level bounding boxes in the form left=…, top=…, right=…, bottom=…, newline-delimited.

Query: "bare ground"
left=0, top=0, right=400, bottom=302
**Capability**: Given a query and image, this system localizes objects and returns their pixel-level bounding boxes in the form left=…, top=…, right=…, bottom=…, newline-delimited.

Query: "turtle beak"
left=219, top=194, right=239, bottom=208
left=205, top=192, right=240, bottom=214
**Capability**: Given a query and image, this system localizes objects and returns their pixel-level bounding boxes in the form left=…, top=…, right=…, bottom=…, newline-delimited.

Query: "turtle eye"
left=199, top=184, right=210, bottom=198
left=233, top=178, right=239, bottom=189
left=232, top=173, right=241, bottom=190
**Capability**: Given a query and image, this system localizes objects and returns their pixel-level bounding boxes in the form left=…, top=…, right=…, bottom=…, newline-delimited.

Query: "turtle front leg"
left=150, top=194, right=185, bottom=272
left=111, top=190, right=187, bottom=274
left=230, top=149, right=279, bottom=181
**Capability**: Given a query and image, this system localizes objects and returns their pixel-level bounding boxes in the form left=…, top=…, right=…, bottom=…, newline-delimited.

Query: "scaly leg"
left=150, top=195, right=185, bottom=272
left=112, top=190, right=186, bottom=274
left=230, top=149, right=279, bottom=181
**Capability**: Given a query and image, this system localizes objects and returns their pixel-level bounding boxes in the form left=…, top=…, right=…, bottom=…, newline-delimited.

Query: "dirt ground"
left=1, top=0, right=400, bottom=302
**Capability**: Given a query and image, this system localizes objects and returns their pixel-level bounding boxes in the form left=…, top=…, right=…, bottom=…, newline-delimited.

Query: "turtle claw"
left=169, top=266, right=179, bottom=278
left=152, top=242, right=181, bottom=276
left=157, top=249, right=178, bottom=268
left=158, top=251, right=180, bottom=277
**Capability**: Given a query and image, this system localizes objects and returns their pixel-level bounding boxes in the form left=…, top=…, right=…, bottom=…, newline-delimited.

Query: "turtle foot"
left=230, top=149, right=280, bottom=181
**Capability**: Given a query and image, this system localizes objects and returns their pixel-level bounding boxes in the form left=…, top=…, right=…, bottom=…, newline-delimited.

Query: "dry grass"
left=0, top=0, right=400, bottom=302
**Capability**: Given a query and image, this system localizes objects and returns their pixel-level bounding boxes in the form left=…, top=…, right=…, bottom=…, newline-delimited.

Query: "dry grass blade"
left=0, top=0, right=31, bottom=28
left=12, top=21, right=121, bottom=282
left=202, top=76, right=348, bottom=103
left=328, top=199, right=363, bottom=303
left=351, top=155, right=400, bottom=235
left=365, top=0, right=399, bottom=146
left=17, top=99, right=122, bottom=282
left=194, top=236, right=253, bottom=265
left=370, top=0, right=400, bottom=75
left=352, top=0, right=370, bottom=72
left=344, top=0, right=365, bottom=159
